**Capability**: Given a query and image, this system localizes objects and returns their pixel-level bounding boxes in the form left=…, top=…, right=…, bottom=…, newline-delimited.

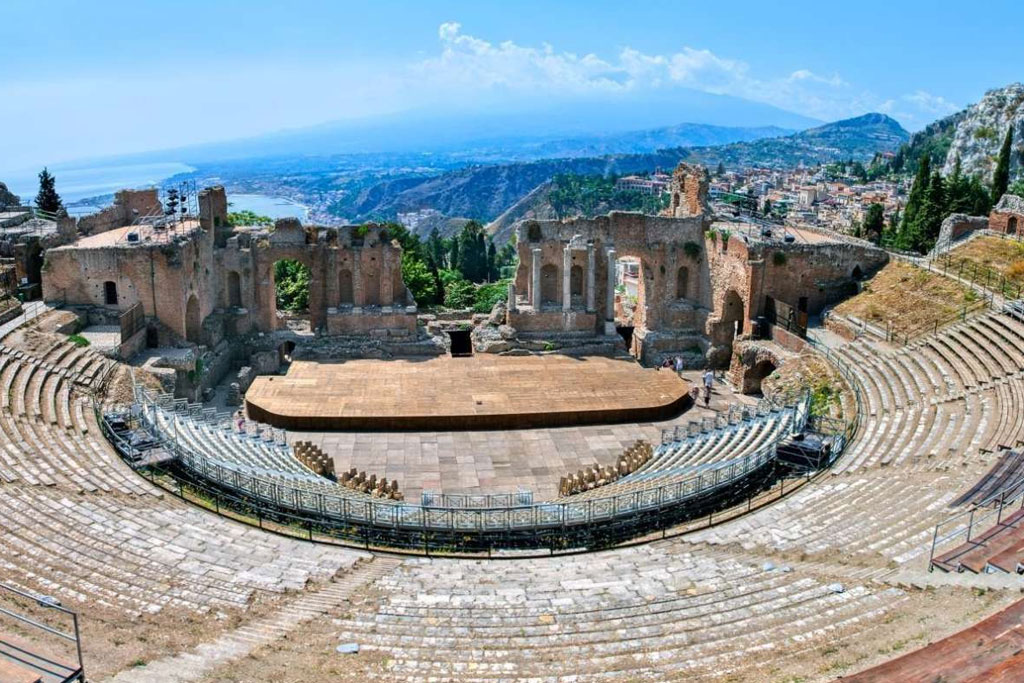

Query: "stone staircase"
left=104, top=556, right=402, bottom=682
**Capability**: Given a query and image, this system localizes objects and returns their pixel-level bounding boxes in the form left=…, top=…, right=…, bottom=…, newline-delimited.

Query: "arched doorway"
left=540, top=264, right=559, bottom=305
left=744, top=359, right=777, bottom=395
left=1009, top=216, right=1019, bottom=236
left=338, top=269, right=354, bottom=305
left=676, top=266, right=689, bottom=299
left=721, top=290, right=745, bottom=341
left=226, top=271, right=242, bottom=308
left=570, top=264, right=583, bottom=298
left=185, top=294, right=201, bottom=343
left=851, top=265, right=863, bottom=280
left=278, top=340, right=296, bottom=365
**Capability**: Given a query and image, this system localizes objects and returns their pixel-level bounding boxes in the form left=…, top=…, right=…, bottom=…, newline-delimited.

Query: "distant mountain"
left=672, top=113, right=909, bottom=169
left=453, top=123, right=795, bottom=162
left=94, top=87, right=819, bottom=168
left=330, top=113, right=909, bottom=224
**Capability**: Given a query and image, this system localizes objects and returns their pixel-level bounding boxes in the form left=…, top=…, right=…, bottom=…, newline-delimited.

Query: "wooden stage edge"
left=244, top=355, right=694, bottom=432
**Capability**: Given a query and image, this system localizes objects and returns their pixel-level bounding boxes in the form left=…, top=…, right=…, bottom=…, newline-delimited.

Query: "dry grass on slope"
left=833, top=260, right=978, bottom=336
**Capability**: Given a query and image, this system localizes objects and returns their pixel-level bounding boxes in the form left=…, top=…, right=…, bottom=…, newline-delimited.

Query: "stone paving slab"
left=294, top=369, right=742, bottom=501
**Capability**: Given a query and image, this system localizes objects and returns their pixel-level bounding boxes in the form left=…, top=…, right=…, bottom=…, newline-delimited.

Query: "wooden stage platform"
left=245, top=355, right=692, bottom=431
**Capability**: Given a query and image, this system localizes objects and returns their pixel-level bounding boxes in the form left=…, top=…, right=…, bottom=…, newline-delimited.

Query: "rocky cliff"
left=0, top=181, right=21, bottom=209
left=942, top=83, right=1024, bottom=180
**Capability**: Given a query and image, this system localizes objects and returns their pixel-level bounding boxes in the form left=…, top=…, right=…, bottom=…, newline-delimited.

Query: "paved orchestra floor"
left=246, top=354, right=692, bottom=431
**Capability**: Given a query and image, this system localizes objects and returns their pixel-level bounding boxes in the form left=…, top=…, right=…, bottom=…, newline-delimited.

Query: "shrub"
left=1007, top=260, right=1024, bottom=283
left=443, top=278, right=476, bottom=309
left=773, top=251, right=787, bottom=266
left=472, top=279, right=510, bottom=313
left=67, top=334, right=90, bottom=348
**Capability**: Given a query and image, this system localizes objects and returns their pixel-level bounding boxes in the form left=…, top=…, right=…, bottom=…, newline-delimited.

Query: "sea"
left=4, top=162, right=308, bottom=221
left=5, top=161, right=195, bottom=207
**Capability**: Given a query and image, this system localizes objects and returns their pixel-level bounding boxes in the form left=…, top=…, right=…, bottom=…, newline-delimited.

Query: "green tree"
left=425, top=227, right=446, bottom=269
left=1009, top=179, right=1024, bottom=197
left=992, top=126, right=1014, bottom=202
left=716, top=162, right=726, bottom=177
left=273, top=259, right=311, bottom=311
left=35, top=168, right=65, bottom=215
left=916, top=171, right=947, bottom=252
left=898, top=155, right=931, bottom=249
left=443, top=278, right=476, bottom=309
left=862, top=203, right=885, bottom=244
left=401, top=253, right=439, bottom=306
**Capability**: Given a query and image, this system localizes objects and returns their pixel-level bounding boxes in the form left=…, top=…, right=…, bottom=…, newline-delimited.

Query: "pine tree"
left=35, top=168, right=65, bottom=215
left=992, top=126, right=1014, bottom=202
left=448, top=238, right=460, bottom=272
left=716, top=162, right=726, bottom=177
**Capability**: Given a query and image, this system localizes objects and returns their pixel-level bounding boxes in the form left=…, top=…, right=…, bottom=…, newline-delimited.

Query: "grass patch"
left=833, top=260, right=977, bottom=336
left=944, top=235, right=1024, bottom=294
left=67, top=333, right=90, bottom=347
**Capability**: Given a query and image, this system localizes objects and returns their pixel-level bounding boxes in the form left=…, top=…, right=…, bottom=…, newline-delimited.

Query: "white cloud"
left=412, top=23, right=955, bottom=129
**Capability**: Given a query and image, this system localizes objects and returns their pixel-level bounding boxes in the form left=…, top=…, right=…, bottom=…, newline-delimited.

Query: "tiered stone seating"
left=0, top=347, right=148, bottom=494
left=333, top=540, right=907, bottom=680
left=0, top=483, right=364, bottom=615
left=0, top=335, right=367, bottom=626
left=832, top=311, right=1024, bottom=474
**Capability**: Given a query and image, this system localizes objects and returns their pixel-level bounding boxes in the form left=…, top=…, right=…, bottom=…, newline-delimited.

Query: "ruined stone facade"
left=42, top=186, right=416, bottom=348
left=77, top=189, right=163, bottom=236
left=510, top=165, right=888, bottom=364
left=989, top=194, right=1024, bottom=236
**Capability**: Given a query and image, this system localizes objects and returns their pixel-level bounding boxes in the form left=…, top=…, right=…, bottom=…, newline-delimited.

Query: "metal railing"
left=928, top=481, right=1024, bottom=572
left=0, top=583, right=85, bottom=682
left=101, top=387, right=811, bottom=550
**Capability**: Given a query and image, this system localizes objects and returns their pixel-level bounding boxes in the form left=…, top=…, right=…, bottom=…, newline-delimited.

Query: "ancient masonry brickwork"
left=989, top=194, right=1024, bottom=236
left=510, top=165, right=889, bottom=364
left=42, top=187, right=415, bottom=346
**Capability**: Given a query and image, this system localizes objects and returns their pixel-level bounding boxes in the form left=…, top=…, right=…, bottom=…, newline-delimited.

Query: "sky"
left=1, top=0, right=1022, bottom=174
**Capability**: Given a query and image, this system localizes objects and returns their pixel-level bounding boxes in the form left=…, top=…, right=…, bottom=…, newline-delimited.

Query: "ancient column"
left=605, top=248, right=617, bottom=334
left=531, top=247, right=542, bottom=309
left=562, top=245, right=572, bottom=312
left=507, top=282, right=517, bottom=313
left=586, top=243, right=596, bottom=313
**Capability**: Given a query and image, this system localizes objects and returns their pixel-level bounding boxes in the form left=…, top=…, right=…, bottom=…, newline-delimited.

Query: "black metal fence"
left=100, top=387, right=815, bottom=552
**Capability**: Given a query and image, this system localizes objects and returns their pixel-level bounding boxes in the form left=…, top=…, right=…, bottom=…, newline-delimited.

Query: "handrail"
left=928, top=474, right=1024, bottom=571
left=110, top=386, right=810, bottom=542
left=0, top=583, right=85, bottom=682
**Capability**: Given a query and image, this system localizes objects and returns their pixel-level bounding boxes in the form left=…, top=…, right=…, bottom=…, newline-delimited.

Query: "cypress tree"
left=899, top=155, right=931, bottom=248
left=992, top=126, right=1014, bottom=202
left=35, top=168, right=65, bottom=215
left=917, top=171, right=947, bottom=252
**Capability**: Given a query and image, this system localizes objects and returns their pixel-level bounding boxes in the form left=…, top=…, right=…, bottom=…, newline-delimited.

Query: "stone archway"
left=226, top=271, right=242, bottom=308
left=720, top=289, right=745, bottom=341
left=185, top=294, right=201, bottom=343
left=338, top=269, right=354, bottom=305
left=676, top=266, right=690, bottom=299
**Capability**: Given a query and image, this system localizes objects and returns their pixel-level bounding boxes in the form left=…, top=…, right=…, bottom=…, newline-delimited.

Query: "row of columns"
left=525, top=243, right=615, bottom=323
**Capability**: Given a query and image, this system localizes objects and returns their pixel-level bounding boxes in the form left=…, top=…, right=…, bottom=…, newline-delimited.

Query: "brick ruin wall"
left=42, top=188, right=416, bottom=348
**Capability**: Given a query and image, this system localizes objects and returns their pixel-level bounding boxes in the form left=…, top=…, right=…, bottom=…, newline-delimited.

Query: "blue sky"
left=1, top=0, right=1021, bottom=173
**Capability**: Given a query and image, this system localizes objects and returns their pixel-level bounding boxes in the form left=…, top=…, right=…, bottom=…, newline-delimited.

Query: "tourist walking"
left=702, top=368, right=715, bottom=407
left=674, top=355, right=684, bottom=377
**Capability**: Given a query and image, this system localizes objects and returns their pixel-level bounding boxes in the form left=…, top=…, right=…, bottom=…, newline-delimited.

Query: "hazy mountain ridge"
left=330, top=113, right=909, bottom=223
